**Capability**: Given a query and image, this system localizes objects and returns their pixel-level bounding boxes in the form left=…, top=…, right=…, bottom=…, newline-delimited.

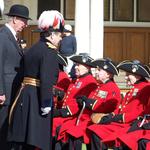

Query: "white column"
left=90, top=0, right=104, bottom=59
left=0, top=0, right=4, bottom=14
left=75, top=0, right=90, bottom=55
left=75, top=0, right=103, bottom=58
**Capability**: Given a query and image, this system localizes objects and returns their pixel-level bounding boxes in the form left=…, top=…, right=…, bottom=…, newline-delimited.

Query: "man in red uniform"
left=56, top=58, right=121, bottom=150
left=52, top=54, right=97, bottom=148
left=137, top=88, right=150, bottom=150
left=53, top=54, right=71, bottom=109
left=87, top=60, right=150, bottom=150
left=114, top=67, right=150, bottom=150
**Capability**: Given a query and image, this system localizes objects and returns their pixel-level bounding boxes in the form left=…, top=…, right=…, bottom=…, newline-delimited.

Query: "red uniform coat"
left=52, top=73, right=97, bottom=136
left=57, top=80, right=121, bottom=143
left=53, top=71, right=71, bottom=109
left=88, top=81, right=149, bottom=146
left=112, top=83, right=150, bottom=150
left=55, top=71, right=71, bottom=92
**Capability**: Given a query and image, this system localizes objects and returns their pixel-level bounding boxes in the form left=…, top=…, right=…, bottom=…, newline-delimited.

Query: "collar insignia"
left=46, top=42, right=57, bottom=49
left=132, top=88, right=139, bottom=96
left=75, top=82, right=82, bottom=88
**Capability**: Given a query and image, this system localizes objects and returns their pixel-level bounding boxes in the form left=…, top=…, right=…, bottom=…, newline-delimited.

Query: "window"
left=64, top=0, right=75, bottom=20
left=137, top=0, right=150, bottom=22
left=104, top=0, right=110, bottom=21
left=38, top=0, right=60, bottom=18
left=113, top=0, right=133, bottom=21
left=104, top=0, right=150, bottom=27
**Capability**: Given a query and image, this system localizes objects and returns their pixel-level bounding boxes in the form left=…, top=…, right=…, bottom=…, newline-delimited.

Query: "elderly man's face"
left=94, top=68, right=110, bottom=83
left=14, top=16, right=28, bottom=33
left=125, top=72, right=141, bottom=85
left=74, top=63, right=89, bottom=77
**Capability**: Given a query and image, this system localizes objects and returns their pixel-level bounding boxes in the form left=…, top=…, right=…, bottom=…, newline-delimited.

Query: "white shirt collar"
left=5, top=23, right=17, bottom=40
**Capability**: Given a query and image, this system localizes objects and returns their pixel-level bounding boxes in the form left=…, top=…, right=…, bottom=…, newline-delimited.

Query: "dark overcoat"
left=0, top=25, right=23, bottom=148
left=8, top=38, right=60, bottom=150
left=0, top=25, right=23, bottom=105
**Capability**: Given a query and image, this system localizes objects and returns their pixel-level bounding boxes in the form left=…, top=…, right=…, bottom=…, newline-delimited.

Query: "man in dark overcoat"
left=0, top=4, right=31, bottom=149
left=8, top=10, right=65, bottom=150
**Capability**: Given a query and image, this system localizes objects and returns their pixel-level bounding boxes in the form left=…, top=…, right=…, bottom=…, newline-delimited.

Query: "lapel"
left=3, top=26, right=24, bottom=56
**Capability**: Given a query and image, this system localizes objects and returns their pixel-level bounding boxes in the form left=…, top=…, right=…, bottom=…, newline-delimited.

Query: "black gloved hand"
left=111, top=114, right=123, bottom=122
left=99, top=114, right=113, bottom=124
left=142, top=122, right=150, bottom=130
left=127, top=119, right=142, bottom=133
left=76, top=95, right=87, bottom=106
left=53, top=109, right=61, bottom=117
left=53, top=87, right=65, bottom=101
left=57, top=90, right=65, bottom=101
left=59, top=108, right=71, bottom=118
left=53, top=108, right=70, bottom=118
left=76, top=95, right=88, bottom=101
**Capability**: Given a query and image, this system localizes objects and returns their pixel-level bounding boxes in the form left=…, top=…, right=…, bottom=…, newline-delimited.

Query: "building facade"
left=1, top=0, right=150, bottom=64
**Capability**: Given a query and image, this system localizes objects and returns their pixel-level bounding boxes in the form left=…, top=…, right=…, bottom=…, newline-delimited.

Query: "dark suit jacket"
left=0, top=25, right=23, bottom=105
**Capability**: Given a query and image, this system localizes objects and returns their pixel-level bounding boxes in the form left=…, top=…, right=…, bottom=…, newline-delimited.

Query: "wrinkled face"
left=125, top=72, right=140, bottom=85
left=50, top=32, right=62, bottom=47
left=75, top=63, right=89, bottom=77
left=94, top=68, right=110, bottom=82
left=14, top=17, right=28, bottom=33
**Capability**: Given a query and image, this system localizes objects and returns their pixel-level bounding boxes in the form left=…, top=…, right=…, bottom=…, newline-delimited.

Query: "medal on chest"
left=75, top=81, right=82, bottom=88
left=97, top=90, right=108, bottom=98
left=132, top=88, right=139, bottom=96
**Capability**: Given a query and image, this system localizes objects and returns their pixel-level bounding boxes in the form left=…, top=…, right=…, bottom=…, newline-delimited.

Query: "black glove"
left=57, top=90, right=65, bottom=101
left=99, top=114, right=113, bottom=124
left=53, top=109, right=61, bottom=117
left=84, top=98, right=96, bottom=110
left=59, top=108, right=71, bottom=118
left=142, top=122, right=150, bottom=130
left=53, top=108, right=71, bottom=118
left=127, top=119, right=142, bottom=133
left=53, top=88, right=65, bottom=101
left=76, top=95, right=87, bottom=106
left=111, top=114, right=123, bottom=122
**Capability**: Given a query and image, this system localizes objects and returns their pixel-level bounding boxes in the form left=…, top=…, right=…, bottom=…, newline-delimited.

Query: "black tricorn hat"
left=70, top=53, right=94, bottom=67
left=117, top=60, right=150, bottom=78
left=90, top=58, right=119, bottom=75
left=6, top=4, right=31, bottom=20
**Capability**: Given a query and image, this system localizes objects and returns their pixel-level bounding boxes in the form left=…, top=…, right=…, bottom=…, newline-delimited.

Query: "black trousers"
left=138, top=139, right=150, bottom=150
left=0, top=105, right=10, bottom=150
left=55, top=140, right=69, bottom=150
left=55, top=137, right=83, bottom=150
left=91, top=133, right=107, bottom=150
left=68, top=137, right=83, bottom=150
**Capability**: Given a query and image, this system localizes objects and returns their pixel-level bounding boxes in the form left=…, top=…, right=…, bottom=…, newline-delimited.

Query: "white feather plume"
left=38, top=10, right=64, bottom=30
